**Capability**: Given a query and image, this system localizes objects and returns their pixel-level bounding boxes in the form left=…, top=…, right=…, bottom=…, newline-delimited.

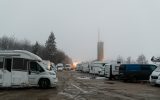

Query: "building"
left=97, top=41, right=104, bottom=61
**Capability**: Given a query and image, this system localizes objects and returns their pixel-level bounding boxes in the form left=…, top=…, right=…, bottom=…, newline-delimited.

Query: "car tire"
left=39, top=79, right=50, bottom=89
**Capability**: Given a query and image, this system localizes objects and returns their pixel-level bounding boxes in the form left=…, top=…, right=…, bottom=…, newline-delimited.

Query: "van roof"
left=0, top=50, right=42, bottom=61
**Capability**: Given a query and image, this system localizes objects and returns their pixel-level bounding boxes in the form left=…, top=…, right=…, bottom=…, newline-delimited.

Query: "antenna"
left=98, top=28, right=100, bottom=42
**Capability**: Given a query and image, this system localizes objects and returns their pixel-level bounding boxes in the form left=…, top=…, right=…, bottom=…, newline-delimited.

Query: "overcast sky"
left=1, top=0, right=160, bottom=62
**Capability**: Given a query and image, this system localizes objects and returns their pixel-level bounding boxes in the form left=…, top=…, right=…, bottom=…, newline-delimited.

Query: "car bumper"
left=50, top=78, right=58, bottom=87
left=149, top=78, right=160, bottom=85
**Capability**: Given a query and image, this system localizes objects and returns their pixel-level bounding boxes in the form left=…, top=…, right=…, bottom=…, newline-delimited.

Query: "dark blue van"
left=119, top=64, right=157, bottom=81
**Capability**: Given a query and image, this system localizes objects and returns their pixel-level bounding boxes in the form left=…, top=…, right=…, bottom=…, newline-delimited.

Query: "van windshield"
left=40, top=62, right=52, bottom=71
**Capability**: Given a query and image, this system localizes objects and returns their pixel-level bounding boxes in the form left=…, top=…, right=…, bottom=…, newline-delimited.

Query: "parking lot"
left=0, top=71, right=160, bottom=100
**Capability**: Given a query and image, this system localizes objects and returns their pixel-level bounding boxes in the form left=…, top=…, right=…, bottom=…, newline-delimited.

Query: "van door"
left=28, top=61, right=44, bottom=85
left=3, top=58, right=12, bottom=87
left=140, top=65, right=151, bottom=80
left=0, top=58, right=4, bottom=85
left=104, top=64, right=110, bottom=78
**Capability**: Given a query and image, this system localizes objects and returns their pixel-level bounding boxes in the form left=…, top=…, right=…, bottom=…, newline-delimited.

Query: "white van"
left=89, top=62, right=107, bottom=76
left=76, top=64, right=82, bottom=71
left=149, top=66, right=160, bottom=85
left=57, top=63, right=64, bottom=71
left=104, top=63, right=120, bottom=80
left=64, top=64, right=71, bottom=70
left=0, top=50, right=58, bottom=88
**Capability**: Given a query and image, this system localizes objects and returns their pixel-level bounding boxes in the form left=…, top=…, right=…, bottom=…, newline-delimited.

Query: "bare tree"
left=136, top=54, right=148, bottom=64
left=0, top=34, right=73, bottom=65
left=0, top=35, right=16, bottom=50
left=126, top=56, right=131, bottom=64
left=117, top=55, right=124, bottom=64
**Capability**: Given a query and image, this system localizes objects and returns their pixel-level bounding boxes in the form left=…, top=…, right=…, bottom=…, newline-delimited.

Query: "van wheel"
left=39, top=79, right=50, bottom=89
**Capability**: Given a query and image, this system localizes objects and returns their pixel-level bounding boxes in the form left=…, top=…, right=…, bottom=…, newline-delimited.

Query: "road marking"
left=59, top=92, right=74, bottom=98
left=71, top=83, right=88, bottom=93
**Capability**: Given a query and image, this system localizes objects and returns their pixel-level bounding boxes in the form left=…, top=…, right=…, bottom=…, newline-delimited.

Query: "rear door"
left=0, top=58, right=4, bottom=85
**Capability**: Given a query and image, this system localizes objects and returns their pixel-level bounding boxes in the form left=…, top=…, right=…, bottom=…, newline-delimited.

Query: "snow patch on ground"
left=96, top=77, right=106, bottom=80
left=77, top=77, right=91, bottom=80
left=77, top=76, right=106, bottom=80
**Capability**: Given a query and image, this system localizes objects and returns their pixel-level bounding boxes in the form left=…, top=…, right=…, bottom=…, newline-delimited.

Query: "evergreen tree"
left=45, top=32, right=57, bottom=61
left=32, top=41, right=40, bottom=55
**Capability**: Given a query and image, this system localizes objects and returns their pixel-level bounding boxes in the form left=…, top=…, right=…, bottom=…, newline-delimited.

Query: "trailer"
left=0, top=50, right=58, bottom=88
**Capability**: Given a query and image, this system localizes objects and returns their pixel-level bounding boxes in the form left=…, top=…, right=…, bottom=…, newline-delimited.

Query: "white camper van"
left=76, top=64, right=82, bottom=71
left=0, top=50, right=58, bottom=88
left=57, top=63, right=64, bottom=71
left=104, top=63, right=120, bottom=80
left=89, top=62, right=107, bottom=76
left=81, top=63, right=90, bottom=73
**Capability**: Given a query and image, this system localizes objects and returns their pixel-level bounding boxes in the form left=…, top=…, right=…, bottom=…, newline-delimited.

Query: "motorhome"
left=76, top=63, right=82, bottom=71
left=89, top=61, right=107, bottom=76
left=104, top=63, right=120, bottom=80
left=81, top=63, right=90, bottom=73
left=0, top=50, right=58, bottom=88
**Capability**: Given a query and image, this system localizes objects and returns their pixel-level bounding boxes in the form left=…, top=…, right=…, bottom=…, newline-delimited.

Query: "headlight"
left=49, top=72, right=55, bottom=75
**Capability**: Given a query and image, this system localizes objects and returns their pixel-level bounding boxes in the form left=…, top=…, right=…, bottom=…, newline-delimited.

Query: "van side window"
left=30, top=62, right=37, bottom=71
left=141, top=65, right=150, bottom=70
left=24, top=59, right=28, bottom=70
left=37, top=65, right=44, bottom=72
left=13, top=58, right=27, bottom=71
left=4, top=59, right=12, bottom=72
left=0, top=58, right=3, bottom=68
left=30, top=62, right=44, bottom=72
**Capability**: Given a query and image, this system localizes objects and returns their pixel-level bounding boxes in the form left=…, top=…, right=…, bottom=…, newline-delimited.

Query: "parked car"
left=149, top=66, right=160, bottom=85
left=57, top=63, right=64, bottom=71
left=119, top=64, right=157, bottom=82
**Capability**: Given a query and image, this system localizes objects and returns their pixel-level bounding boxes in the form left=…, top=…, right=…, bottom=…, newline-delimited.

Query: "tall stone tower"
left=97, top=30, right=104, bottom=61
left=97, top=41, right=104, bottom=61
